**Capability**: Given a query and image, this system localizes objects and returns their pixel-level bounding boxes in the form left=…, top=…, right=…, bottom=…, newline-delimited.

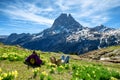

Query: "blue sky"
left=0, top=0, right=120, bottom=35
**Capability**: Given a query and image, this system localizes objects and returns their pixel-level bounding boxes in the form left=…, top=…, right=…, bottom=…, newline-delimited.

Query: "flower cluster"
left=0, top=45, right=30, bottom=61
left=56, top=65, right=65, bottom=74
left=49, top=67, right=56, bottom=73
left=0, top=68, right=18, bottom=80
left=40, top=71, right=48, bottom=80
left=72, top=64, right=120, bottom=80
left=32, top=67, right=40, bottom=78
left=32, top=68, right=40, bottom=73
left=41, top=71, right=48, bottom=76
left=0, top=52, right=25, bottom=61
left=47, top=63, right=57, bottom=68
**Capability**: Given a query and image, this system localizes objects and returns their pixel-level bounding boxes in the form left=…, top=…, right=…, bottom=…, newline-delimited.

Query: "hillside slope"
left=0, top=44, right=120, bottom=80
left=79, top=45, right=120, bottom=63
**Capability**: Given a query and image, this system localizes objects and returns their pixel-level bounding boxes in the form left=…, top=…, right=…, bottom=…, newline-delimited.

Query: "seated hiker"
left=50, top=56, right=62, bottom=66
left=50, top=55, right=70, bottom=65
left=25, top=50, right=42, bottom=66
left=61, top=55, right=70, bottom=63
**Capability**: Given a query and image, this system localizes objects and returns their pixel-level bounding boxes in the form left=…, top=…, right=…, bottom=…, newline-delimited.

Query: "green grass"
left=0, top=44, right=120, bottom=80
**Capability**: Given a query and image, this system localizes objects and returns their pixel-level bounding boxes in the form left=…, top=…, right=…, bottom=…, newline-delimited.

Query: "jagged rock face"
left=40, top=13, right=83, bottom=38
left=52, top=13, right=83, bottom=31
left=1, top=13, right=120, bottom=54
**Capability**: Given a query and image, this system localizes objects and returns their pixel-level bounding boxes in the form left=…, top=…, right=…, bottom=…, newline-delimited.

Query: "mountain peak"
left=58, top=13, right=67, bottom=19
left=55, top=13, right=74, bottom=21
left=58, top=13, right=72, bottom=18
left=51, top=13, right=83, bottom=31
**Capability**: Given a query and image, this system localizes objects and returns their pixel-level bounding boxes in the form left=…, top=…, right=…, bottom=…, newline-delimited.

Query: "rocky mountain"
left=1, top=13, right=120, bottom=54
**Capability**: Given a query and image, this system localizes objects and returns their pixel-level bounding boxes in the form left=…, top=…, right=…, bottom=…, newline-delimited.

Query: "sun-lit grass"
left=0, top=44, right=120, bottom=80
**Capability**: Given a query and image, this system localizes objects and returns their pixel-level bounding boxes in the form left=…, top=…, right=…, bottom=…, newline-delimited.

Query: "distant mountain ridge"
left=0, top=13, right=120, bottom=54
left=0, top=35, right=8, bottom=43
left=90, top=24, right=115, bottom=32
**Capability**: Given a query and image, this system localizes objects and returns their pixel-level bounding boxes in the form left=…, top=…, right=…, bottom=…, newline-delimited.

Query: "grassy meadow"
left=0, top=43, right=120, bottom=80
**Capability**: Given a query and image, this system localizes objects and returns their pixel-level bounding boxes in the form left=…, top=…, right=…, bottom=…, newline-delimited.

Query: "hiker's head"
left=33, top=50, right=36, bottom=54
left=50, top=56, right=56, bottom=64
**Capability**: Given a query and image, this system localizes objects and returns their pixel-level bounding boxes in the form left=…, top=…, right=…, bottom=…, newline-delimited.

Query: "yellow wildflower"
left=52, top=67, right=56, bottom=70
left=48, top=63, right=52, bottom=65
left=32, top=68, right=40, bottom=73
left=59, top=65, right=64, bottom=69
left=52, top=63, right=57, bottom=67
left=14, top=70, right=18, bottom=78
left=32, top=69, right=34, bottom=73
left=41, top=71, right=48, bottom=76
left=107, top=68, right=110, bottom=70
left=110, top=77, right=118, bottom=80
left=11, top=70, right=18, bottom=78
left=2, top=73, right=8, bottom=78
left=0, top=76, right=3, bottom=80
left=35, top=67, right=40, bottom=72
left=44, top=59, right=48, bottom=63
left=11, top=71, right=14, bottom=75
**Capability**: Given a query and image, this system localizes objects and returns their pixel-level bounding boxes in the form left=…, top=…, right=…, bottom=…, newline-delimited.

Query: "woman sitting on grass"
left=25, top=50, right=42, bottom=67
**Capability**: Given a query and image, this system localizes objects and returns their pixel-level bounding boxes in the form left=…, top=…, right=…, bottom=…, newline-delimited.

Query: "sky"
left=0, top=0, right=120, bottom=35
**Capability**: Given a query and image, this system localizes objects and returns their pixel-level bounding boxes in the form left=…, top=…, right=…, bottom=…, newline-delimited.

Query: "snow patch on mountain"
left=32, top=33, right=43, bottom=40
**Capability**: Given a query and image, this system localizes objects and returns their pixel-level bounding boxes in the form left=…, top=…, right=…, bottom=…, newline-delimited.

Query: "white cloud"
left=2, top=9, right=53, bottom=26
left=0, top=1, right=54, bottom=26
left=1, top=0, right=120, bottom=28
left=55, top=0, right=120, bottom=27
left=55, top=0, right=69, bottom=11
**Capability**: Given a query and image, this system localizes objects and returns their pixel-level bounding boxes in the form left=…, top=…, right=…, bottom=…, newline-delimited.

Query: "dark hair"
left=33, top=50, right=36, bottom=54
